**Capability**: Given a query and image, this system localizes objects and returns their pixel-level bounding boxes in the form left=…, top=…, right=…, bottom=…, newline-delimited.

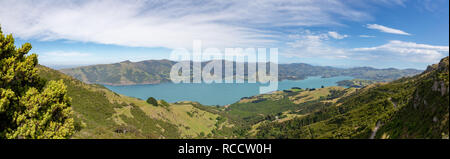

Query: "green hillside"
left=38, top=57, right=449, bottom=139
left=223, top=87, right=349, bottom=124
left=38, top=65, right=233, bottom=138
left=37, top=54, right=450, bottom=139
left=61, top=60, right=422, bottom=85
left=251, top=57, right=449, bottom=139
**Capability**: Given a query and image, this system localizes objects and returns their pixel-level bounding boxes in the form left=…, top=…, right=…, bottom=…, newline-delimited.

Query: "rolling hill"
left=37, top=65, right=233, bottom=139
left=244, top=56, right=449, bottom=139
left=61, top=60, right=422, bottom=85
left=40, top=57, right=448, bottom=139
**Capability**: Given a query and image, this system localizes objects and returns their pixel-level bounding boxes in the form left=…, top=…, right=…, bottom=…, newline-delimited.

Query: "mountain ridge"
left=60, top=59, right=422, bottom=86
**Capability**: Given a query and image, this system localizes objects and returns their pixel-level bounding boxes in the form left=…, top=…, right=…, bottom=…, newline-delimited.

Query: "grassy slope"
left=225, top=86, right=355, bottom=133
left=289, top=86, right=347, bottom=104
left=38, top=65, right=231, bottom=138
left=254, top=57, right=449, bottom=139
left=242, top=87, right=355, bottom=136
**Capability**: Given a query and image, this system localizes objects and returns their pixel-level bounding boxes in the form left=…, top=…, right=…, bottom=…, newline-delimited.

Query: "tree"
left=146, top=97, right=158, bottom=106
left=0, top=27, right=74, bottom=139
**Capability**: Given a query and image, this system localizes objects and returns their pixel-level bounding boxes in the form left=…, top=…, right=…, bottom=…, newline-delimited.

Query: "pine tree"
left=0, top=26, right=74, bottom=139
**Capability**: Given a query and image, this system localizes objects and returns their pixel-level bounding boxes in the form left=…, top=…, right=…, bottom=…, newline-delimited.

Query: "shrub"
left=146, top=97, right=158, bottom=106
left=0, top=27, right=74, bottom=139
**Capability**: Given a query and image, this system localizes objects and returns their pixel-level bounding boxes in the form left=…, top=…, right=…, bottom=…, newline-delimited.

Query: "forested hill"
left=251, top=56, right=449, bottom=139
left=60, top=60, right=422, bottom=85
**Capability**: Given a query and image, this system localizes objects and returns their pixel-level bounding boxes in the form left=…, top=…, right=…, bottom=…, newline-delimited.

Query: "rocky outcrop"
left=432, top=81, right=448, bottom=96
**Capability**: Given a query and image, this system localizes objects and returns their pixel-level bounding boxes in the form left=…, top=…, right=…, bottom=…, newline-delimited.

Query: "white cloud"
left=285, top=31, right=449, bottom=65
left=352, top=40, right=449, bottom=63
left=328, top=31, right=349, bottom=39
left=419, top=0, right=449, bottom=13
left=359, top=35, right=376, bottom=38
left=366, top=24, right=411, bottom=35
left=284, top=30, right=348, bottom=59
left=374, top=0, right=407, bottom=7
left=0, top=0, right=371, bottom=49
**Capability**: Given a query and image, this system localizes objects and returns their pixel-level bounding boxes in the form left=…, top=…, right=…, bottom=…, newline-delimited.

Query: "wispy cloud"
left=352, top=40, right=449, bottom=63
left=284, top=30, right=348, bottom=59
left=419, top=0, right=449, bottom=13
left=374, top=0, right=407, bottom=7
left=359, top=35, right=376, bottom=38
left=366, top=24, right=411, bottom=35
left=1, top=0, right=446, bottom=69
left=0, top=0, right=370, bottom=49
left=284, top=28, right=448, bottom=65
left=328, top=31, right=349, bottom=39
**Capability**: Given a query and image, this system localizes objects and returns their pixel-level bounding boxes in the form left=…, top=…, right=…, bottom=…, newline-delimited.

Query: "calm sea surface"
left=104, top=76, right=353, bottom=106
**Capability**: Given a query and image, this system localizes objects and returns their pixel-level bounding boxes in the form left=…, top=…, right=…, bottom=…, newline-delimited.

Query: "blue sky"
left=0, top=0, right=448, bottom=69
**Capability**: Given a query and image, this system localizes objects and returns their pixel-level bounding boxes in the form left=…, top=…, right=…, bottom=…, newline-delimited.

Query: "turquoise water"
left=104, top=76, right=353, bottom=106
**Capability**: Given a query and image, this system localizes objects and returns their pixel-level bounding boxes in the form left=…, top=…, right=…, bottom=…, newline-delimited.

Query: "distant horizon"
left=46, top=57, right=429, bottom=71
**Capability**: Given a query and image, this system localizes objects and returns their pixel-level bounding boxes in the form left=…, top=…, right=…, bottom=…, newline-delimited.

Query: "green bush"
left=0, top=27, right=74, bottom=139
left=146, top=97, right=158, bottom=106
